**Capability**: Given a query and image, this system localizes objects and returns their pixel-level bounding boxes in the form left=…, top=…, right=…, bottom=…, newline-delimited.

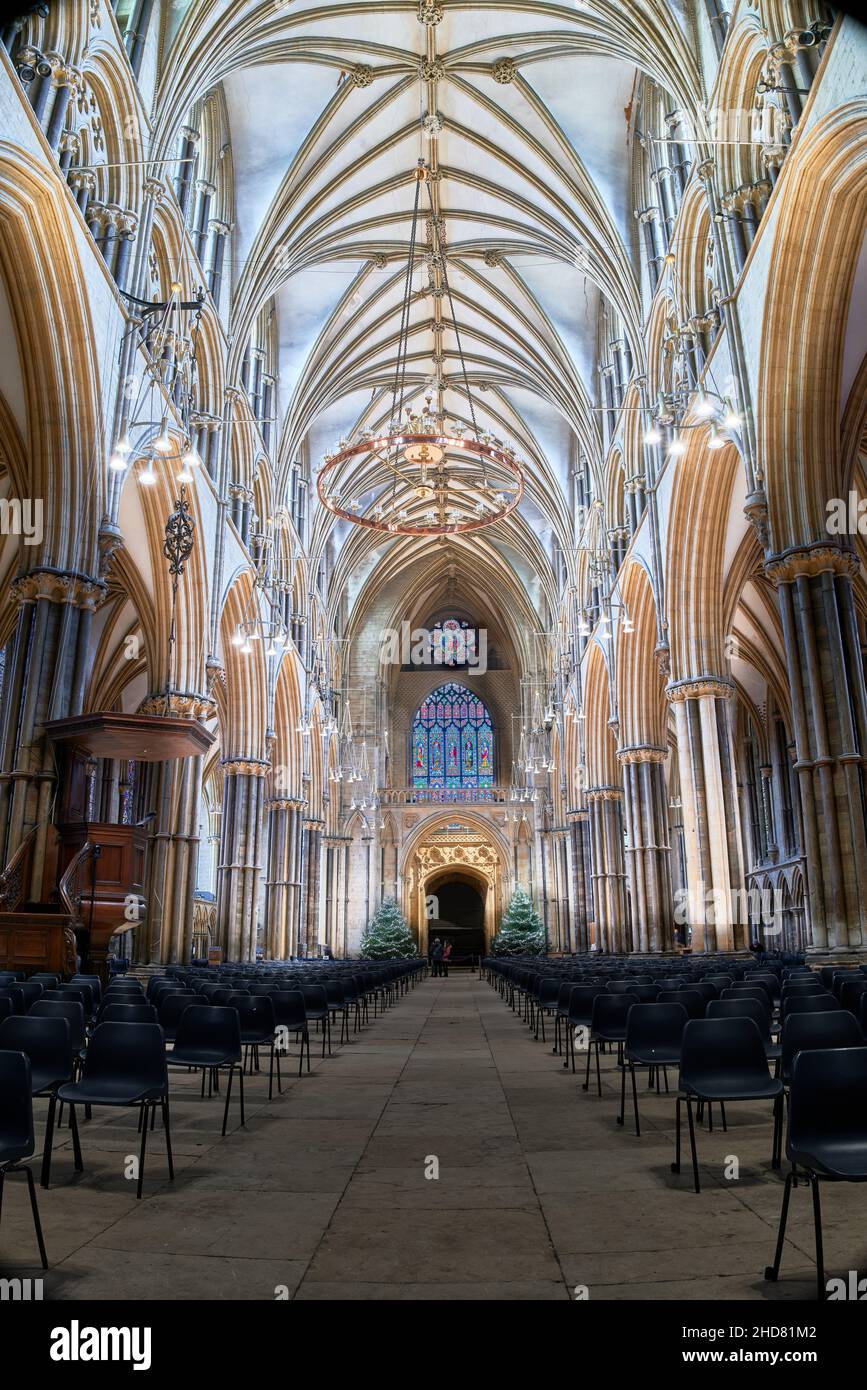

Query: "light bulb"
left=241, top=642, right=252, bottom=655
left=723, top=409, right=741, bottom=429
left=644, top=427, right=662, bottom=446
left=115, top=434, right=132, bottom=456
left=668, top=437, right=687, bottom=457
left=232, top=632, right=244, bottom=647
left=109, top=452, right=128, bottom=471
left=623, top=617, right=635, bottom=633
left=182, top=449, right=201, bottom=469
left=707, top=430, right=725, bottom=451
left=266, top=643, right=277, bottom=658
left=139, top=466, right=157, bottom=486
left=695, top=392, right=716, bottom=418
left=177, top=469, right=193, bottom=484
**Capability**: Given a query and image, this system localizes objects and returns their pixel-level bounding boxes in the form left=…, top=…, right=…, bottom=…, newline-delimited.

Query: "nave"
left=3, top=969, right=863, bottom=1303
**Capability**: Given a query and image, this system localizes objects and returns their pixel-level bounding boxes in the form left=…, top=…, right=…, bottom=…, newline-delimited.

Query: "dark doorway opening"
left=430, top=880, right=486, bottom=961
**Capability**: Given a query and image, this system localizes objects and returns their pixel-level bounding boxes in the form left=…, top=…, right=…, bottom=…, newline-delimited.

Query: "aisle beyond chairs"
left=483, top=952, right=867, bottom=1300
left=0, top=954, right=426, bottom=1270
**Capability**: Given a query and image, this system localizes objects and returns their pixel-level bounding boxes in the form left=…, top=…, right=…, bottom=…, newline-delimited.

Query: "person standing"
left=430, top=937, right=444, bottom=978
left=442, top=941, right=452, bottom=978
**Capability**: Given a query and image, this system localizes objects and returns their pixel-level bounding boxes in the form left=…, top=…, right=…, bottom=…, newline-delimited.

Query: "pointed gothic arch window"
left=412, top=682, right=495, bottom=789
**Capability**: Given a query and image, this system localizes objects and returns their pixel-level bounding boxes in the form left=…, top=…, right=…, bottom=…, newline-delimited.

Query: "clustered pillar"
left=619, top=747, right=675, bottom=953
left=768, top=548, right=867, bottom=952
left=264, top=797, right=306, bottom=958
left=587, top=788, right=628, bottom=953
left=216, top=759, right=269, bottom=961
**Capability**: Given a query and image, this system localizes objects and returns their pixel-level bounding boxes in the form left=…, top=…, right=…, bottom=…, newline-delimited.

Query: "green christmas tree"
left=359, top=898, right=419, bottom=960
left=491, top=885, right=547, bottom=956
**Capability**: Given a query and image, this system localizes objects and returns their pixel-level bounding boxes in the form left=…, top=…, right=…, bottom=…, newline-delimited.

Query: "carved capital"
left=764, top=544, right=861, bottom=586
left=12, top=569, right=106, bottom=611
left=744, top=490, right=770, bottom=550
left=585, top=786, right=623, bottom=803
left=222, top=758, right=271, bottom=777
left=666, top=677, right=736, bottom=703
left=139, top=691, right=217, bottom=721
left=617, top=745, right=668, bottom=765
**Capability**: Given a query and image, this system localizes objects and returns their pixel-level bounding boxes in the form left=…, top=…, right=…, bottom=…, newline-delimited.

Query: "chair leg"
left=221, top=1064, right=234, bottom=1136
left=41, top=1093, right=57, bottom=1189
left=720, top=1101, right=727, bottom=1132
left=137, top=1102, right=149, bottom=1199
left=630, top=1062, right=641, bottom=1137
left=162, top=1096, right=174, bottom=1181
left=810, top=1175, right=826, bottom=1300
left=772, top=1093, right=783, bottom=1169
left=671, top=1096, right=681, bottom=1173
left=617, top=1054, right=626, bottom=1125
left=69, top=1103, right=83, bottom=1172
left=268, top=1041, right=275, bottom=1100
left=238, top=1061, right=245, bottom=1127
left=595, top=1039, right=602, bottom=1097
left=686, top=1097, right=701, bottom=1193
left=23, top=1165, right=48, bottom=1269
left=765, top=1169, right=794, bottom=1282
left=582, top=1036, right=592, bottom=1090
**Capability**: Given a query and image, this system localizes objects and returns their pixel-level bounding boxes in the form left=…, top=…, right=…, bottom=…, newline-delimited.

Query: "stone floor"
left=2, top=973, right=865, bottom=1300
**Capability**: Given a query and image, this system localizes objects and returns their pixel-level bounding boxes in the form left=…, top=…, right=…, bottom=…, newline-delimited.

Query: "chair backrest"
left=781, top=980, right=825, bottom=997
left=0, top=1049, right=35, bottom=1153
left=29, top=999, right=86, bottom=1050
left=98, top=1002, right=159, bottom=1025
left=781, top=1011, right=863, bottom=1085
left=158, top=993, right=198, bottom=1028
left=590, top=993, right=639, bottom=1031
left=0, top=986, right=26, bottom=1015
left=721, top=986, right=771, bottom=1014
left=629, top=984, right=661, bottom=1003
left=173, top=1004, right=241, bottom=1057
left=82, top=1022, right=168, bottom=1089
left=71, top=974, right=102, bottom=1003
left=272, top=990, right=306, bottom=1028
left=301, top=985, right=327, bottom=1013
left=703, top=975, right=733, bottom=989
left=29, top=973, right=61, bottom=988
left=17, top=981, right=44, bottom=1008
left=658, top=990, right=705, bottom=1019
left=607, top=979, right=640, bottom=994
left=625, top=1002, right=688, bottom=1053
left=0, top=1014, right=72, bottom=1084
left=229, top=994, right=276, bottom=1034
left=781, top=994, right=840, bottom=1018
left=56, top=984, right=95, bottom=1014
left=680, top=1016, right=771, bottom=1089
left=788, top=1047, right=867, bottom=1160
left=688, top=982, right=719, bottom=1003
left=707, top=997, right=770, bottom=1038
left=0, top=997, right=12, bottom=1023
left=839, top=979, right=867, bottom=1015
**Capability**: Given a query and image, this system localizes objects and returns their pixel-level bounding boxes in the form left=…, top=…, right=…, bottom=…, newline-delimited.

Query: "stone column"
left=300, top=818, right=324, bottom=954
left=135, top=737, right=204, bottom=965
left=0, top=571, right=105, bottom=892
left=767, top=547, right=867, bottom=952
left=668, top=678, right=747, bottom=952
left=586, top=787, right=628, bottom=953
left=216, top=758, right=269, bottom=961
left=174, top=126, right=200, bottom=218
left=618, top=746, right=675, bottom=953
left=206, top=219, right=230, bottom=303
left=263, top=796, right=305, bottom=958
left=567, top=811, right=591, bottom=952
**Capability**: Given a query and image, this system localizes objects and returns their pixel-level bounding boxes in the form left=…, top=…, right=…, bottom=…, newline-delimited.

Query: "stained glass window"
left=412, top=682, right=494, bottom=789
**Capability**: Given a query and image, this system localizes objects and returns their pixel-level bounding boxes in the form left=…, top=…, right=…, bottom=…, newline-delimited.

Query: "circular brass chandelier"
left=317, top=161, right=525, bottom=536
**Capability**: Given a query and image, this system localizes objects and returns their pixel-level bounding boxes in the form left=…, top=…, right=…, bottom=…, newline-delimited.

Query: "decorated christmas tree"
left=491, top=885, right=547, bottom=956
left=359, top=898, right=419, bottom=959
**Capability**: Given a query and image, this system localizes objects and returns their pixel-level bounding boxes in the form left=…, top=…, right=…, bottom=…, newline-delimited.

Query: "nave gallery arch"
left=0, top=0, right=865, bottom=970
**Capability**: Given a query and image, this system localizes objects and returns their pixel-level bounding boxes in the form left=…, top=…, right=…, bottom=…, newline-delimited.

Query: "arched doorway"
left=428, top=872, right=487, bottom=962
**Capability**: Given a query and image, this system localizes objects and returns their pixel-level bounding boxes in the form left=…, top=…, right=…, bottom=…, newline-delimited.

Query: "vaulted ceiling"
left=159, top=1, right=703, bottom=628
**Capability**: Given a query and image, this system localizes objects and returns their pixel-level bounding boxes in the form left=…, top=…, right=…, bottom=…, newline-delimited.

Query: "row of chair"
left=0, top=956, right=425, bottom=1270
left=485, top=958, right=867, bottom=1300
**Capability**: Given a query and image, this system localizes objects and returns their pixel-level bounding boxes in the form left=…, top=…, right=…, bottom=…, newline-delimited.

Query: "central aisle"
left=30, top=973, right=832, bottom=1300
